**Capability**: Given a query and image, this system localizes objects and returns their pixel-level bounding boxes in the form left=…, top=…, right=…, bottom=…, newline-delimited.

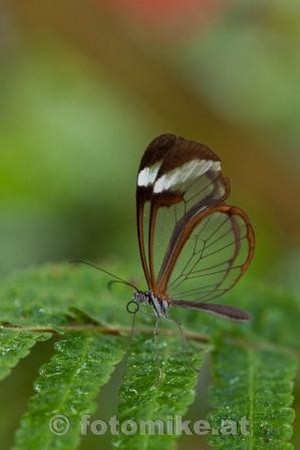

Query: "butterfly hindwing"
left=158, top=205, right=255, bottom=302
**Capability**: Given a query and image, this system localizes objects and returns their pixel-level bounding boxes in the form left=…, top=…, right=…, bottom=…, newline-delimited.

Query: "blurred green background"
left=1, top=0, right=300, bottom=449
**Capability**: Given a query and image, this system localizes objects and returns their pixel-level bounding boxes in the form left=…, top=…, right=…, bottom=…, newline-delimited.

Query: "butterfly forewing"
left=136, top=134, right=254, bottom=304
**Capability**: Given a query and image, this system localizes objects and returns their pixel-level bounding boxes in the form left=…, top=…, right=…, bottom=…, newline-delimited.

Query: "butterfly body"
left=134, top=134, right=255, bottom=322
left=133, top=291, right=170, bottom=318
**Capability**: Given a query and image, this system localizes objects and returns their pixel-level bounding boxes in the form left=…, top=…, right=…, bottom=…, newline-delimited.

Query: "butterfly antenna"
left=70, top=259, right=139, bottom=291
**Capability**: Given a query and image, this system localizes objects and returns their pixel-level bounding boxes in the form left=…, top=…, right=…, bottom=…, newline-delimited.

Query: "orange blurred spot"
left=95, top=0, right=226, bottom=36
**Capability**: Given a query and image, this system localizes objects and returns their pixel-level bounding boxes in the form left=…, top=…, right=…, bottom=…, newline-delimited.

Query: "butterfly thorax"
left=133, top=291, right=170, bottom=318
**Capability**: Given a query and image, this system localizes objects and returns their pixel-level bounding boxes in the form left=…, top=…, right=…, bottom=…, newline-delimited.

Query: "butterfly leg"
left=153, top=317, right=160, bottom=343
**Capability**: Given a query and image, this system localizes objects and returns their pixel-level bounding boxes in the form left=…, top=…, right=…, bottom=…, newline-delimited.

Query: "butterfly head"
left=133, top=291, right=150, bottom=304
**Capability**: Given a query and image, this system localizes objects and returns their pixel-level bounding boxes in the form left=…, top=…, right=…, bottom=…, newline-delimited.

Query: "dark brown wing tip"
left=151, top=133, right=177, bottom=142
left=146, top=133, right=176, bottom=153
left=139, top=134, right=176, bottom=170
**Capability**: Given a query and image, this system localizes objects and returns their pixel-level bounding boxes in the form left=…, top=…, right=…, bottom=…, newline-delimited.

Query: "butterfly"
left=131, top=134, right=255, bottom=321
left=74, top=133, right=255, bottom=321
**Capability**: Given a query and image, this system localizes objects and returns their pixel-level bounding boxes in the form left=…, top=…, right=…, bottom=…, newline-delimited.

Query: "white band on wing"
left=137, top=161, right=162, bottom=187
left=153, top=159, right=221, bottom=194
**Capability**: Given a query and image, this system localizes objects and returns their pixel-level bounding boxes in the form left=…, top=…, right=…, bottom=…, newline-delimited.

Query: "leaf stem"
left=0, top=323, right=210, bottom=343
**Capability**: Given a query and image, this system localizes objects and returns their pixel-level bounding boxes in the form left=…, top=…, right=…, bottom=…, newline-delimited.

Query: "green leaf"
left=0, top=262, right=138, bottom=328
left=114, top=335, right=206, bottom=450
left=13, top=332, right=125, bottom=450
left=207, top=336, right=298, bottom=450
left=0, top=328, right=51, bottom=381
left=1, top=264, right=299, bottom=353
left=0, top=264, right=299, bottom=450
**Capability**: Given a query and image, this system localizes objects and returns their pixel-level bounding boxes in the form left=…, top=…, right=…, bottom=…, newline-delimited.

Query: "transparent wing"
left=162, top=206, right=255, bottom=302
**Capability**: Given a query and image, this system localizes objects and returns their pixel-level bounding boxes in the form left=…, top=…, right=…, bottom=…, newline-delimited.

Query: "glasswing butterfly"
left=75, top=134, right=255, bottom=322
left=132, top=133, right=255, bottom=321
